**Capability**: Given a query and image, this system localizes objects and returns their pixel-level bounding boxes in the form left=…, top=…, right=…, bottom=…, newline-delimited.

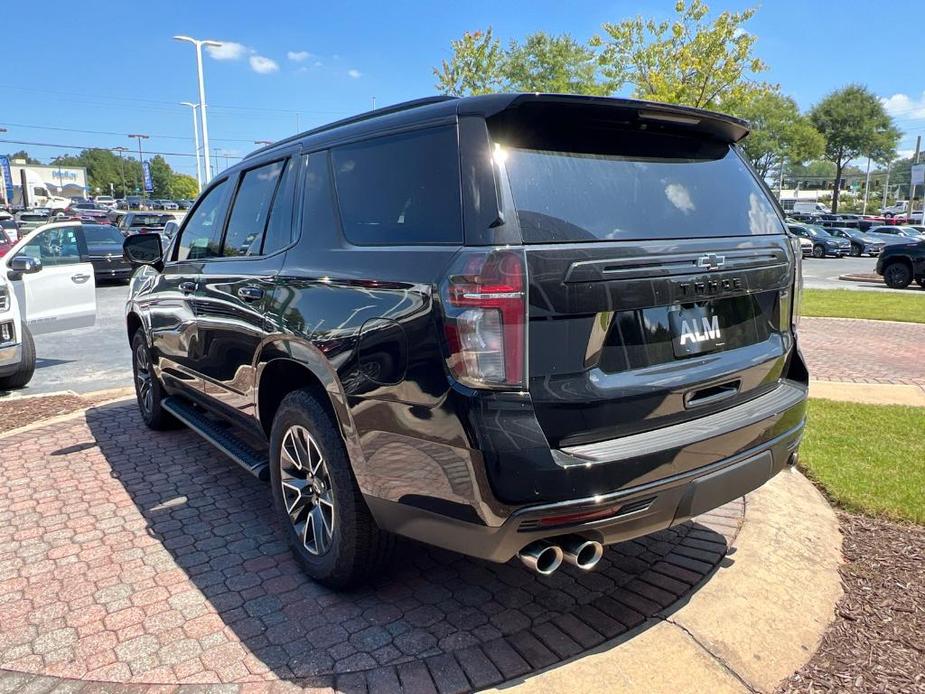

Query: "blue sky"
left=3, top=0, right=925, bottom=180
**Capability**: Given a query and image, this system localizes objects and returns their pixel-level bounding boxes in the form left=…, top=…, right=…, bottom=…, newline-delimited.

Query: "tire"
left=269, top=390, right=394, bottom=589
left=884, top=212, right=894, bottom=219
left=850, top=244, right=861, bottom=257
left=812, top=245, right=825, bottom=258
left=131, top=329, right=177, bottom=430
left=883, top=262, right=912, bottom=289
left=0, top=326, right=35, bottom=390
left=916, top=278, right=925, bottom=289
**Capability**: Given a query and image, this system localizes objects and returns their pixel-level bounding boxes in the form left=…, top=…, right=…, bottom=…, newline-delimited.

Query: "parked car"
left=14, top=211, right=50, bottom=234
left=117, top=213, right=174, bottom=235
left=83, top=223, right=134, bottom=282
left=880, top=200, right=912, bottom=218
left=160, top=200, right=179, bottom=211
left=94, top=195, right=117, bottom=209
left=123, top=94, right=808, bottom=588
left=125, top=196, right=149, bottom=210
left=787, top=224, right=850, bottom=257
left=0, top=228, right=15, bottom=258
left=65, top=202, right=110, bottom=222
left=865, top=225, right=925, bottom=246
left=824, top=227, right=886, bottom=257
left=1, top=222, right=98, bottom=389
left=0, top=219, right=19, bottom=242
left=176, top=199, right=193, bottom=210
left=876, top=240, right=925, bottom=289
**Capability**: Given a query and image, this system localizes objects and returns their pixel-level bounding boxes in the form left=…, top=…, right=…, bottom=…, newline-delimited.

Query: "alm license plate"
left=669, top=305, right=724, bottom=357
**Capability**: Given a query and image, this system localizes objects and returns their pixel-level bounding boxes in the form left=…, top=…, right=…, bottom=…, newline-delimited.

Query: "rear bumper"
left=366, top=380, right=806, bottom=562
left=367, top=418, right=802, bottom=562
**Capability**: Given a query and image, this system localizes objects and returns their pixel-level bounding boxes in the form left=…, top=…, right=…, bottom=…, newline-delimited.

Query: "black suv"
left=876, top=240, right=925, bottom=288
left=123, top=94, right=808, bottom=587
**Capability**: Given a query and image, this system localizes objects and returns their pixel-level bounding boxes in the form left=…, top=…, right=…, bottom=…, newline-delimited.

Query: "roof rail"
left=245, top=95, right=458, bottom=159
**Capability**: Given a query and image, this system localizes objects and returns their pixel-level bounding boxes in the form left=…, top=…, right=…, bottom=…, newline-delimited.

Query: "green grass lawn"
left=802, top=289, right=925, bottom=323
left=799, top=399, right=925, bottom=524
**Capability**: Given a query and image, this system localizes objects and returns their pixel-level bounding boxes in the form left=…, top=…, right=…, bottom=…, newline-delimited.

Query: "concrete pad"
left=809, top=380, right=925, bottom=406
left=669, top=469, right=843, bottom=692
left=490, top=620, right=748, bottom=694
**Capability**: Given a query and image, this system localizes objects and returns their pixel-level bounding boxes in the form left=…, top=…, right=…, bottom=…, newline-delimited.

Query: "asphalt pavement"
left=24, top=281, right=132, bottom=395
left=3, top=254, right=917, bottom=397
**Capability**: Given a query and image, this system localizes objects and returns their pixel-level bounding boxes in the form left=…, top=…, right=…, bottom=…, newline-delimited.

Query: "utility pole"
left=128, top=134, right=149, bottom=201
left=862, top=157, right=871, bottom=214
left=910, top=136, right=921, bottom=214
left=371, top=96, right=377, bottom=110
left=882, top=160, right=892, bottom=211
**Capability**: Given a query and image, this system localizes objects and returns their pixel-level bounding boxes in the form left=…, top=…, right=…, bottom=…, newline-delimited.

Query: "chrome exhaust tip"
left=518, top=541, right=564, bottom=576
left=560, top=536, right=604, bottom=571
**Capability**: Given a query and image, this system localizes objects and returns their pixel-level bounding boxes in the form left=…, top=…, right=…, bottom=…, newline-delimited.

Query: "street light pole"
left=181, top=102, right=202, bottom=192
left=174, top=35, right=222, bottom=182
left=128, top=134, right=149, bottom=202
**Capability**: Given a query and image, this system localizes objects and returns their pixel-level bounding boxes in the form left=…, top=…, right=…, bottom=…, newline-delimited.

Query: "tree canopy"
left=736, top=91, right=825, bottom=178
left=809, top=84, right=900, bottom=212
left=49, top=148, right=195, bottom=198
left=8, top=150, right=42, bottom=165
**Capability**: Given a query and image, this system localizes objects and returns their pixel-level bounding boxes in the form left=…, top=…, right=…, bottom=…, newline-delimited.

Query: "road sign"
left=0, top=156, right=13, bottom=204
left=911, top=164, right=925, bottom=186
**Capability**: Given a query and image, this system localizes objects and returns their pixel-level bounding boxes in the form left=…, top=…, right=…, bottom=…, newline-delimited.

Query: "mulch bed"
left=0, top=394, right=91, bottom=434
left=781, top=512, right=925, bottom=693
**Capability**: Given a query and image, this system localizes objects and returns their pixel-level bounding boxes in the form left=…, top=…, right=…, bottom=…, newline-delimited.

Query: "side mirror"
left=163, top=220, right=179, bottom=238
left=10, top=256, right=42, bottom=274
left=124, top=233, right=163, bottom=268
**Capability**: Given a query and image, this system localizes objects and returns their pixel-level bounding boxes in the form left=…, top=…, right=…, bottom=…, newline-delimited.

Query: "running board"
left=162, top=397, right=269, bottom=480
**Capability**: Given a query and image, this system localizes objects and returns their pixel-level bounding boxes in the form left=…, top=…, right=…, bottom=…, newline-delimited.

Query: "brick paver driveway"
left=800, top=317, right=925, bottom=386
left=0, top=402, right=741, bottom=692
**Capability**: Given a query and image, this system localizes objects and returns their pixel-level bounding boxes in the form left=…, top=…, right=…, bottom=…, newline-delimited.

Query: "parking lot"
left=3, top=254, right=919, bottom=397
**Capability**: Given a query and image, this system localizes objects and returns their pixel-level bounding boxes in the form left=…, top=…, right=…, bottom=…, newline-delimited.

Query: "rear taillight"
left=440, top=248, right=527, bottom=390
left=789, top=237, right=803, bottom=330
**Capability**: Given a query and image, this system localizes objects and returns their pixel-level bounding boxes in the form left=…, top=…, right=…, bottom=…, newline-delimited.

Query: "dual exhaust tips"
left=518, top=536, right=604, bottom=575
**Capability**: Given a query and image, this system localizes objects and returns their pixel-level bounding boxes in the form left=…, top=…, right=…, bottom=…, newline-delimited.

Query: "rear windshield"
left=499, top=134, right=784, bottom=243
left=83, top=225, right=124, bottom=243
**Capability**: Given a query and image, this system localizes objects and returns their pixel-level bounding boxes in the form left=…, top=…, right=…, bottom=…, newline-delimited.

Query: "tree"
left=170, top=173, right=199, bottom=199
left=592, top=0, right=766, bottom=110
left=148, top=155, right=173, bottom=198
left=734, top=90, right=825, bottom=178
left=810, top=84, right=900, bottom=212
left=504, top=33, right=611, bottom=95
left=434, top=28, right=610, bottom=96
left=8, top=150, right=42, bottom=165
left=434, top=28, right=505, bottom=96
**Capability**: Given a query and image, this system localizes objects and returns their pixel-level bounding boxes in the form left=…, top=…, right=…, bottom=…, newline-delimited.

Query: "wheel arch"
left=126, top=311, right=143, bottom=346
left=254, top=339, right=365, bottom=469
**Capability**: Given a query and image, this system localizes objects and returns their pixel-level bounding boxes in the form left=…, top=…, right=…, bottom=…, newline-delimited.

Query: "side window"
left=261, top=158, right=297, bottom=255
left=299, top=151, right=339, bottom=242
left=16, top=227, right=83, bottom=266
left=175, top=179, right=229, bottom=261
left=331, top=126, right=462, bottom=245
left=222, top=160, right=286, bottom=257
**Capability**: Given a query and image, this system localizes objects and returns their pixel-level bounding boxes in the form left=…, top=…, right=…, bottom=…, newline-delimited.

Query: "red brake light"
left=440, top=248, right=526, bottom=390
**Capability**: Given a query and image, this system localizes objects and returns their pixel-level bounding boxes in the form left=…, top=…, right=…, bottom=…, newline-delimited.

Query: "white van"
left=791, top=200, right=831, bottom=215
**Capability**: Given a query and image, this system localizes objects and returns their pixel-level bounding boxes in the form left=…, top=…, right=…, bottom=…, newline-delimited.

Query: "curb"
left=809, top=380, right=925, bottom=407
left=837, top=273, right=881, bottom=284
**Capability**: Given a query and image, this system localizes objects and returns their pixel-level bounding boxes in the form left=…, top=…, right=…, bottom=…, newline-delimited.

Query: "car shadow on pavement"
left=82, top=399, right=733, bottom=686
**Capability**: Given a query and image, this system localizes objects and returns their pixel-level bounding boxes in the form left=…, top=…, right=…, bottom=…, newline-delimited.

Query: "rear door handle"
left=71, top=273, right=91, bottom=283
left=179, top=281, right=197, bottom=294
left=237, top=286, right=264, bottom=302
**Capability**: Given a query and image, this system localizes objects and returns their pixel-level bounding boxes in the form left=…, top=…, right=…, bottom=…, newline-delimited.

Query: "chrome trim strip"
left=562, top=382, right=806, bottom=463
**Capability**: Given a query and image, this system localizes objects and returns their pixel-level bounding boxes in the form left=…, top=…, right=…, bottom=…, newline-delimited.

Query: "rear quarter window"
left=331, top=126, right=462, bottom=245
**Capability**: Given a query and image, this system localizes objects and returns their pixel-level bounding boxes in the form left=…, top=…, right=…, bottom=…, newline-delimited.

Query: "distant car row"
left=787, top=219, right=925, bottom=258
left=60, top=195, right=192, bottom=211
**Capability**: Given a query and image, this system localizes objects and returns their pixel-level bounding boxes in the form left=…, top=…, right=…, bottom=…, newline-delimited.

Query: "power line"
left=0, top=137, right=244, bottom=160
left=0, top=121, right=259, bottom=144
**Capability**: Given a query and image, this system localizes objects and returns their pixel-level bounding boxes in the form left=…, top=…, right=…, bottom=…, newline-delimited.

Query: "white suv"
left=0, top=221, right=98, bottom=390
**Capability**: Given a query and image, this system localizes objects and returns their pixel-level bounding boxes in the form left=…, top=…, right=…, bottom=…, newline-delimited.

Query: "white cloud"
left=287, top=50, right=311, bottom=62
left=249, top=55, right=279, bottom=74
left=206, top=41, right=249, bottom=60
left=881, top=92, right=925, bottom=119
left=347, top=68, right=362, bottom=79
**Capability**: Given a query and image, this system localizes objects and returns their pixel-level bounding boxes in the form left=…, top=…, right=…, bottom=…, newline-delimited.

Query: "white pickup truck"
left=0, top=221, right=98, bottom=389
